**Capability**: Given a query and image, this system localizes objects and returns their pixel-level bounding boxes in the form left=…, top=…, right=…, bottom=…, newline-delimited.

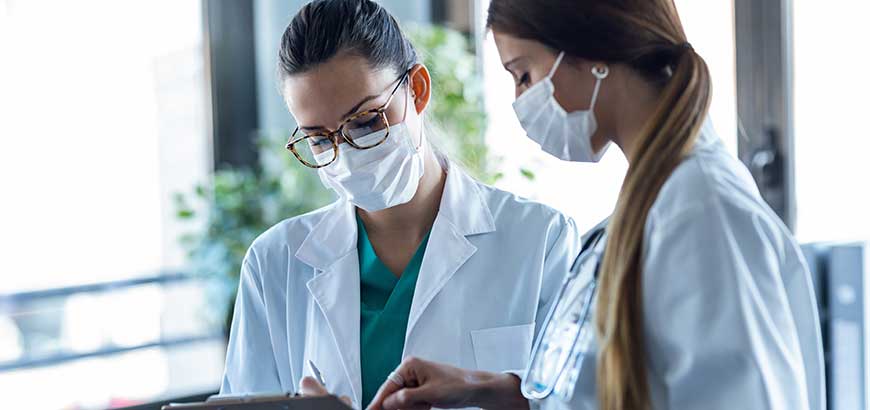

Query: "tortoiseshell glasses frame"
left=285, top=69, right=411, bottom=168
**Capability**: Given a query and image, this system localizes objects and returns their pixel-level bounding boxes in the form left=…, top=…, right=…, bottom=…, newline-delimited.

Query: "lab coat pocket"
left=470, top=323, right=535, bottom=373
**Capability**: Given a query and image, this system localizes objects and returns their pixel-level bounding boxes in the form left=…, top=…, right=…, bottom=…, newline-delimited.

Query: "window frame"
left=734, top=0, right=796, bottom=229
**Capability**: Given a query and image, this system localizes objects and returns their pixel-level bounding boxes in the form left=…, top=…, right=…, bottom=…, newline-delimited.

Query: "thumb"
left=382, top=386, right=437, bottom=410
left=299, top=376, right=329, bottom=396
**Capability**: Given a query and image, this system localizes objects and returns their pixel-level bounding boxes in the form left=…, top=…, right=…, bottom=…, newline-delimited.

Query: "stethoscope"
left=521, top=223, right=608, bottom=402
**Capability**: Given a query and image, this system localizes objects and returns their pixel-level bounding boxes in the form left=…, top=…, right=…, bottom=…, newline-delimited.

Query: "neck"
left=357, top=144, right=445, bottom=239
left=608, top=69, right=662, bottom=164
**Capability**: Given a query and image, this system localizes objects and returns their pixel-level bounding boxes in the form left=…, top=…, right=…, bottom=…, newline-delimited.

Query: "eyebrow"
left=298, top=94, right=382, bottom=131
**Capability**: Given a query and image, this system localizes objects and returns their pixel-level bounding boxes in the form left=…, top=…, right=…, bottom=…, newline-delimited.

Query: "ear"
left=407, top=63, right=431, bottom=114
left=563, top=55, right=604, bottom=72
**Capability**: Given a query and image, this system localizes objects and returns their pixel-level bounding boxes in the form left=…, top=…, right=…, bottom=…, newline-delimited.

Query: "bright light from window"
left=0, top=0, right=209, bottom=293
left=793, top=1, right=870, bottom=243
left=0, top=1, right=220, bottom=408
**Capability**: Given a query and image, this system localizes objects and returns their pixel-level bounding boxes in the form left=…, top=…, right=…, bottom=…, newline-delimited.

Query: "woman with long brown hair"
left=364, top=0, right=824, bottom=409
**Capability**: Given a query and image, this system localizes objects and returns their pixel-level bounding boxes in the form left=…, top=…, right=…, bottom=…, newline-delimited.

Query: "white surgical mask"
left=512, top=51, right=611, bottom=162
left=315, top=122, right=424, bottom=212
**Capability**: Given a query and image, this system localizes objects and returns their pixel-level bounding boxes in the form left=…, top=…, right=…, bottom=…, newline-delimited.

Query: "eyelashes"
left=516, top=72, right=531, bottom=87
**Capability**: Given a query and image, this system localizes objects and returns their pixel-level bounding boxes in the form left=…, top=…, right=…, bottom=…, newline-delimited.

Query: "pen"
left=308, top=360, right=326, bottom=386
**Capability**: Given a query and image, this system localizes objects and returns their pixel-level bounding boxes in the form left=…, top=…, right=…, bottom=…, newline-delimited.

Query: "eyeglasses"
left=285, top=70, right=410, bottom=168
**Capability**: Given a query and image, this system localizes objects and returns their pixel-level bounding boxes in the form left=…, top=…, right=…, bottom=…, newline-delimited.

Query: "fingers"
left=366, top=376, right=404, bottom=410
left=366, top=357, right=425, bottom=410
left=299, top=376, right=329, bottom=397
left=300, top=378, right=353, bottom=407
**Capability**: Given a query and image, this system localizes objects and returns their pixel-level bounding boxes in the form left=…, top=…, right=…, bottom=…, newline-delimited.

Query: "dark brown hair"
left=488, top=1, right=712, bottom=409
left=278, top=0, right=418, bottom=78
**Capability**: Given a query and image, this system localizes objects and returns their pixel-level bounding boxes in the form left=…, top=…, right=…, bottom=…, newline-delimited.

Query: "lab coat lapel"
left=296, top=202, right=364, bottom=405
left=295, top=201, right=357, bottom=271
left=405, top=164, right=496, bottom=340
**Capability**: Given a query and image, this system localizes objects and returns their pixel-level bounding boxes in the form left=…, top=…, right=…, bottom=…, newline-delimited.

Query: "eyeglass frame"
left=285, top=69, right=412, bottom=169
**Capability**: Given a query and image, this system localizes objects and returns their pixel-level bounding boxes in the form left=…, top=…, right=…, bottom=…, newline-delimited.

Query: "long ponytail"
left=487, top=1, right=713, bottom=408
left=595, top=42, right=712, bottom=410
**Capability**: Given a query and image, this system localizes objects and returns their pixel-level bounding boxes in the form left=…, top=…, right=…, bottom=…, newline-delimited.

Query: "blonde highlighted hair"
left=488, top=1, right=712, bottom=408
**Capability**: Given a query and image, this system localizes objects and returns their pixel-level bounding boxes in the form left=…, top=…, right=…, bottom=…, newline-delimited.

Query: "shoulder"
left=475, top=177, right=575, bottom=232
left=464, top=176, right=581, bottom=283
left=645, top=133, right=793, bottom=261
left=650, top=136, right=765, bottom=230
left=465, top=175, right=580, bottom=260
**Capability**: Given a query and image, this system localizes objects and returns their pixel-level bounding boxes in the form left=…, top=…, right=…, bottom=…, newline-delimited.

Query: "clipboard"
left=161, top=393, right=353, bottom=410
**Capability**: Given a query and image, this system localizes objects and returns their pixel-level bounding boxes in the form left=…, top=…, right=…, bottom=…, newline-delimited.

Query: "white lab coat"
left=541, top=121, right=825, bottom=410
left=220, top=160, right=581, bottom=409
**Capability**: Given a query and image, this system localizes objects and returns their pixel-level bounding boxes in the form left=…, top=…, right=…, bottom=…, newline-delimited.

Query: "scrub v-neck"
left=356, top=215, right=430, bottom=406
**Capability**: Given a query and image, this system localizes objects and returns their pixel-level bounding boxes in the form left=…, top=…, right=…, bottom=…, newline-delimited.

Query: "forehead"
left=492, top=31, right=551, bottom=64
left=282, top=53, right=398, bottom=128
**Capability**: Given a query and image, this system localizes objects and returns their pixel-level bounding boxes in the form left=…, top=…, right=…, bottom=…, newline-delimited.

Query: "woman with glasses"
left=218, top=1, right=582, bottom=408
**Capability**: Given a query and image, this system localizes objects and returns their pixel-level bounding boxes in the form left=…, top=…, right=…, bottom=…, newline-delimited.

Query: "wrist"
left=468, top=371, right=529, bottom=410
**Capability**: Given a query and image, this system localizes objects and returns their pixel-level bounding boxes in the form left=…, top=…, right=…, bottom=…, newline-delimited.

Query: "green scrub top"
left=357, top=215, right=430, bottom=406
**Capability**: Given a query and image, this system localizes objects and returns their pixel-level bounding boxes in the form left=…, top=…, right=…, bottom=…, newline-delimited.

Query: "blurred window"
left=0, top=1, right=222, bottom=408
left=793, top=1, right=870, bottom=242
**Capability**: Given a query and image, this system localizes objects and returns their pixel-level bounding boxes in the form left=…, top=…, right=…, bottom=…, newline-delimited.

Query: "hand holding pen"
left=299, top=360, right=354, bottom=408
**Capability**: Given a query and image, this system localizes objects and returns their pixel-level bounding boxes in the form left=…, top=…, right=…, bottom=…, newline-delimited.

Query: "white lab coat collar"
left=433, top=160, right=497, bottom=236
left=294, top=160, right=496, bottom=407
left=695, top=116, right=721, bottom=150
left=295, top=160, right=495, bottom=269
left=295, top=201, right=356, bottom=271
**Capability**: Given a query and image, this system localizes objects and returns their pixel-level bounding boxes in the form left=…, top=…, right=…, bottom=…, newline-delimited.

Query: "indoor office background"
left=0, top=0, right=867, bottom=409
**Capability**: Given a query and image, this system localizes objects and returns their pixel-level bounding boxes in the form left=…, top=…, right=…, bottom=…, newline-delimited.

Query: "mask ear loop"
left=588, top=65, right=609, bottom=110
left=547, top=51, right=567, bottom=79
left=414, top=117, right=425, bottom=152
left=409, top=88, right=426, bottom=152
left=402, top=75, right=425, bottom=153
